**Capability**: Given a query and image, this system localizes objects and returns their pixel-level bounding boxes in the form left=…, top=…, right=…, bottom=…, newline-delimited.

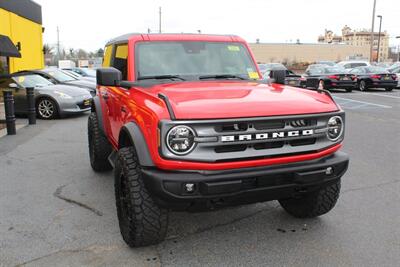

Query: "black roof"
left=0, top=0, right=42, bottom=24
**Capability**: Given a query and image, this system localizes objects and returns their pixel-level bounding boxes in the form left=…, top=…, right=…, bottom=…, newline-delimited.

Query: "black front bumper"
left=142, top=152, right=349, bottom=211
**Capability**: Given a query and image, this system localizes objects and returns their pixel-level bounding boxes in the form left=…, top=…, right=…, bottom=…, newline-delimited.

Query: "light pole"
left=370, top=0, right=377, bottom=62
left=396, top=36, right=400, bottom=62
left=376, top=15, right=382, bottom=62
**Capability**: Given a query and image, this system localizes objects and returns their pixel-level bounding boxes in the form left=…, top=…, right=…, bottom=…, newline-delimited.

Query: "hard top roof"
left=105, top=33, right=243, bottom=46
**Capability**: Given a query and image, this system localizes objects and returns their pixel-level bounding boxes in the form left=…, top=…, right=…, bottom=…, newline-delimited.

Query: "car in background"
left=258, top=63, right=303, bottom=87
left=337, top=60, right=370, bottom=69
left=16, top=68, right=96, bottom=96
left=387, top=62, right=400, bottom=73
left=62, top=69, right=96, bottom=82
left=303, top=66, right=356, bottom=92
left=387, top=66, right=400, bottom=88
left=0, top=73, right=92, bottom=119
left=316, top=60, right=336, bottom=66
left=64, top=67, right=96, bottom=78
left=349, top=66, right=397, bottom=91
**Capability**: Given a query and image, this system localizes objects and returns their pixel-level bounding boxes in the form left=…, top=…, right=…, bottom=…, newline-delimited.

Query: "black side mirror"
left=96, top=67, right=122, bottom=86
left=270, top=70, right=286, bottom=85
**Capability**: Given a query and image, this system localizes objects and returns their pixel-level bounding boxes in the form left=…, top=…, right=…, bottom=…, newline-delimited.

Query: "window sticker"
left=248, top=71, right=259, bottom=79
left=18, top=76, right=25, bottom=83
left=227, top=45, right=240, bottom=52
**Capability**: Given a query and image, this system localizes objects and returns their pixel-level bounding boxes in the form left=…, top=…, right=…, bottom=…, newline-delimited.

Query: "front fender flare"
left=91, top=96, right=105, bottom=134
left=120, top=122, right=155, bottom=167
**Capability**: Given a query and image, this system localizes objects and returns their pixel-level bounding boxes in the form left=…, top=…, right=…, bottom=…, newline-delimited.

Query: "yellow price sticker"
left=227, top=45, right=240, bottom=52
left=18, top=76, right=25, bottom=83
left=248, top=71, right=260, bottom=79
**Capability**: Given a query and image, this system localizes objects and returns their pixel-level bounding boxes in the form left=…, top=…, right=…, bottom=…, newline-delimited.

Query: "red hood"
left=144, top=81, right=339, bottom=119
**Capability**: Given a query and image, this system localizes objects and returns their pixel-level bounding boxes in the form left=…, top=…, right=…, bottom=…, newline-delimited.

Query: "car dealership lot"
left=0, top=90, right=399, bottom=267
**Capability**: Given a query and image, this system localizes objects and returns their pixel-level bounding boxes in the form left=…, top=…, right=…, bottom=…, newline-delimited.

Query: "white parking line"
left=360, top=92, right=400, bottom=100
left=333, top=96, right=392, bottom=109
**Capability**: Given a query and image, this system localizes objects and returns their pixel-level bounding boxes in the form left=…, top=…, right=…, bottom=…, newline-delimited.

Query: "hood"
left=37, top=84, right=91, bottom=97
left=65, top=80, right=96, bottom=89
left=145, top=81, right=339, bottom=119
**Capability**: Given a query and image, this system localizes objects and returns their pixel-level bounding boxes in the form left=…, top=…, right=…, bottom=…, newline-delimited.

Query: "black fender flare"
left=91, top=96, right=105, bottom=134
left=119, top=122, right=155, bottom=167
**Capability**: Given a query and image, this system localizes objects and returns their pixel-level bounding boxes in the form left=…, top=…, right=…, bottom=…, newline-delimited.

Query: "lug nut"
left=326, top=167, right=333, bottom=175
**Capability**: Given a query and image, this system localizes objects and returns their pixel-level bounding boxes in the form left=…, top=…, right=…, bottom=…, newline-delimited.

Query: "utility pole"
left=396, top=36, right=400, bottom=62
left=159, top=7, right=162, bottom=33
left=376, top=15, right=382, bottom=62
left=369, top=0, right=377, bottom=62
left=57, top=26, right=60, bottom=62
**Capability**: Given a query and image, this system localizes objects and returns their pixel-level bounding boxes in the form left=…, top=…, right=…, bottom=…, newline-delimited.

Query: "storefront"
left=0, top=0, right=44, bottom=75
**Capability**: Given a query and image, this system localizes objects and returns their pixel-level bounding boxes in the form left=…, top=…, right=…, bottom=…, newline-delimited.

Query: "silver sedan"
left=0, top=73, right=92, bottom=119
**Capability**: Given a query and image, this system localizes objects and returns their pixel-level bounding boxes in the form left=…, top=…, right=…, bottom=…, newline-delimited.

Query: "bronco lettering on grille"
left=221, top=129, right=314, bottom=142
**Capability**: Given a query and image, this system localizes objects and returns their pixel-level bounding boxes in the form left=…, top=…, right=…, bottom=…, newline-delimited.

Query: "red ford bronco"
left=88, top=34, right=349, bottom=247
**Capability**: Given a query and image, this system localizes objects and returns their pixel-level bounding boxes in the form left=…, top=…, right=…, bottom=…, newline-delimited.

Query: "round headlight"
left=166, top=125, right=196, bottom=155
left=327, top=116, right=344, bottom=141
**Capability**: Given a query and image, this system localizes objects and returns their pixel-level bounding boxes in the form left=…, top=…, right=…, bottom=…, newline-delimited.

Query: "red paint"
left=100, top=34, right=343, bottom=171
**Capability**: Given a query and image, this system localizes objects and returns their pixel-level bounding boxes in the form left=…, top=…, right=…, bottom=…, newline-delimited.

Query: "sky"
left=34, top=0, right=400, bottom=52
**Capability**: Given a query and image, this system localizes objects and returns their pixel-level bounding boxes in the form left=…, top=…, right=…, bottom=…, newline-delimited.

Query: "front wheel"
left=115, top=147, right=169, bottom=247
left=278, top=180, right=341, bottom=218
left=36, top=97, right=58, bottom=119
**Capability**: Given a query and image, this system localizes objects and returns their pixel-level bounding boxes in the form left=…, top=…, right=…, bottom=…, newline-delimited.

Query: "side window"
left=103, top=45, right=113, bottom=67
left=112, top=44, right=128, bottom=80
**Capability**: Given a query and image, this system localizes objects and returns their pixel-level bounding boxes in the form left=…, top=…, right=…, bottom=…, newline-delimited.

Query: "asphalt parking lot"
left=1, top=89, right=399, bottom=267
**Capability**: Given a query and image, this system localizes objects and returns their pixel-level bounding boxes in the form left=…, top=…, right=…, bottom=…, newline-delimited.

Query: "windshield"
left=44, top=69, right=77, bottom=82
left=136, top=42, right=258, bottom=80
left=80, top=68, right=96, bottom=76
left=14, top=74, right=54, bottom=88
left=324, top=67, right=347, bottom=74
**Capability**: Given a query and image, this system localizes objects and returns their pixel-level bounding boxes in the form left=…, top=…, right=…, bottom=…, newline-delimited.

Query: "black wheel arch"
left=118, top=122, right=155, bottom=167
left=91, top=96, right=105, bottom=134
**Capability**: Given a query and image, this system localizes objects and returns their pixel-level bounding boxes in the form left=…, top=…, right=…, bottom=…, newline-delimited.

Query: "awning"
left=0, top=35, right=21, bottom=58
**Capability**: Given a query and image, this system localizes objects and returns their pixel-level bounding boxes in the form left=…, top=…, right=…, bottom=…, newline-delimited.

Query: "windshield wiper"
left=137, top=75, right=185, bottom=81
left=199, top=74, right=247, bottom=80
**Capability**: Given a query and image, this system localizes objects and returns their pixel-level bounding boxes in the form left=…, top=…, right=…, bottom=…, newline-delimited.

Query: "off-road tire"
left=278, top=180, right=341, bottom=218
left=115, top=147, right=169, bottom=247
left=88, top=112, right=113, bottom=172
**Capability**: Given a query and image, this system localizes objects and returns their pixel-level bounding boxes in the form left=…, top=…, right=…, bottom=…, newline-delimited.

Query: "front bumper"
left=58, top=96, right=92, bottom=115
left=142, top=151, right=349, bottom=211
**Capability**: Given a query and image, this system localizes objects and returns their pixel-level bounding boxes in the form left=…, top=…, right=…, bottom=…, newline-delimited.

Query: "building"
left=248, top=43, right=370, bottom=65
left=318, top=25, right=389, bottom=61
left=0, top=0, right=44, bottom=75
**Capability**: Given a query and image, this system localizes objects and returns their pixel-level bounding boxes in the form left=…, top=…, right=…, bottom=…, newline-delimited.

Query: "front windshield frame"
left=134, top=41, right=259, bottom=82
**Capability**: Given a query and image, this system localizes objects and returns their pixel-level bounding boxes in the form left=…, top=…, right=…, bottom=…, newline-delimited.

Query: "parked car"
left=303, top=66, right=356, bottom=92
left=316, top=61, right=336, bottom=66
left=64, top=67, right=96, bottom=78
left=0, top=73, right=92, bottom=119
left=349, top=66, right=397, bottom=91
left=62, top=69, right=96, bottom=83
left=387, top=62, right=400, bottom=73
left=258, top=63, right=303, bottom=87
left=387, top=66, right=400, bottom=88
left=15, top=68, right=96, bottom=96
left=337, top=60, right=370, bottom=69
left=88, top=33, right=349, bottom=247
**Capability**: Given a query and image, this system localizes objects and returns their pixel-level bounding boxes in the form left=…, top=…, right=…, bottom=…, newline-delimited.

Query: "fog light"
left=326, top=167, right=333, bottom=175
left=184, top=183, right=195, bottom=193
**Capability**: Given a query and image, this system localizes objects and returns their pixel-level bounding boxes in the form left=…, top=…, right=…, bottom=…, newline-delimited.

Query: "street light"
left=370, top=0, right=377, bottom=62
left=376, top=15, right=382, bottom=62
left=396, top=36, right=400, bottom=62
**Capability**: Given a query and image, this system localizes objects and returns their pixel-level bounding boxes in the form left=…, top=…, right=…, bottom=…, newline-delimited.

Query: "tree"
left=77, top=49, right=88, bottom=59
left=96, top=48, right=104, bottom=57
left=43, top=44, right=54, bottom=55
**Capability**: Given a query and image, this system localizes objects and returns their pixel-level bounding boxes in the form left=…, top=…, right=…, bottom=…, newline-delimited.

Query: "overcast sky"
left=34, top=0, right=400, bottom=52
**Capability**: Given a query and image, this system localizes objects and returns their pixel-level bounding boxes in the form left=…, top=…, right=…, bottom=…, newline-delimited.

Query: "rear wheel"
left=36, top=98, right=58, bottom=119
left=345, top=88, right=353, bottom=92
left=359, top=80, right=367, bottom=91
left=279, top=180, right=341, bottom=218
left=88, top=112, right=113, bottom=172
left=115, top=147, right=169, bottom=247
left=385, top=87, right=394, bottom=91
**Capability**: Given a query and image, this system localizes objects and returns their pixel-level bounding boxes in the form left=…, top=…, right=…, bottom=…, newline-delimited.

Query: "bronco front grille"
left=160, top=112, right=344, bottom=163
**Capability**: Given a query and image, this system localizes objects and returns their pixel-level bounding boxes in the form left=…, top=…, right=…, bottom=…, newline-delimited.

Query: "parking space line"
left=360, top=92, right=400, bottom=100
left=333, top=96, right=392, bottom=108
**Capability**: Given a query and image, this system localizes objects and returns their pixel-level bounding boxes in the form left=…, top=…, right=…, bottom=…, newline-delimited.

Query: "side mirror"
left=8, top=83, right=19, bottom=89
left=270, top=70, right=286, bottom=85
left=96, top=67, right=122, bottom=86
